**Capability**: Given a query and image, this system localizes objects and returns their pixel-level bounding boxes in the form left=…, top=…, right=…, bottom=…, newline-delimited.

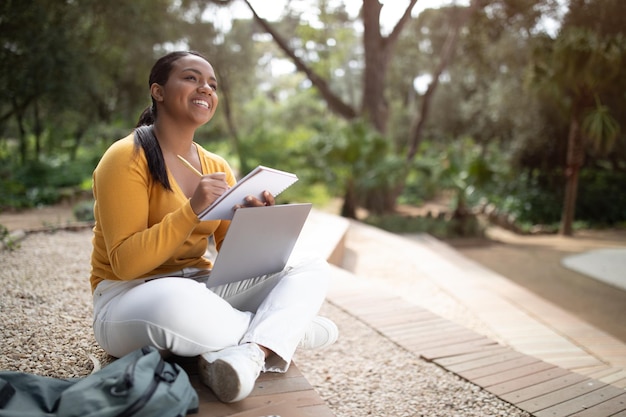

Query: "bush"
left=364, top=212, right=485, bottom=239
left=73, top=200, right=95, bottom=222
left=576, top=170, right=626, bottom=225
left=0, top=156, right=96, bottom=211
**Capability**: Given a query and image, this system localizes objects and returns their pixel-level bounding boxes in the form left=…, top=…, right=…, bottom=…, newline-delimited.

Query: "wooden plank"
left=181, top=360, right=334, bottom=417
left=361, top=306, right=437, bottom=322
left=359, top=304, right=432, bottom=319
left=485, top=365, right=569, bottom=396
left=196, top=390, right=329, bottom=417
left=192, top=371, right=312, bottom=404
left=398, top=329, right=487, bottom=351
left=473, top=360, right=557, bottom=389
left=567, top=392, right=626, bottom=416
left=419, top=337, right=498, bottom=360
left=596, top=370, right=626, bottom=385
left=613, top=377, right=626, bottom=389
left=446, top=350, right=524, bottom=373
left=500, top=372, right=588, bottom=404
left=534, top=385, right=625, bottom=417
left=458, top=355, right=540, bottom=381
left=576, top=365, right=611, bottom=377
left=380, top=318, right=460, bottom=336
left=379, top=322, right=461, bottom=341
left=334, top=295, right=405, bottom=313
left=434, top=346, right=511, bottom=367
left=516, top=378, right=606, bottom=413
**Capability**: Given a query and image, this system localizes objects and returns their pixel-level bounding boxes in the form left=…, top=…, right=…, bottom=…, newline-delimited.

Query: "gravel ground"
left=1, top=230, right=530, bottom=416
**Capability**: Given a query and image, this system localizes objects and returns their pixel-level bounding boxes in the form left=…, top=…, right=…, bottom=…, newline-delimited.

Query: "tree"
left=0, top=0, right=86, bottom=163
left=205, top=0, right=483, bottom=217
left=530, top=20, right=625, bottom=234
left=0, top=0, right=184, bottom=163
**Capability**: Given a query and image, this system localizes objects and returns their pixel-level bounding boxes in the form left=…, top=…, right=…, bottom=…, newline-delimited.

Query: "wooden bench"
left=172, top=356, right=334, bottom=417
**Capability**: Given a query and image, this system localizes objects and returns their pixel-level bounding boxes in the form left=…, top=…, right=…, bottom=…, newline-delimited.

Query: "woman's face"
left=154, top=54, right=219, bottom=126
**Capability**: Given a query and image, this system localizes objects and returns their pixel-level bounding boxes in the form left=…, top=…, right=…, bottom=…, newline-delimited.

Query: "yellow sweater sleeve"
left=90, top=134, right=235, bottom=291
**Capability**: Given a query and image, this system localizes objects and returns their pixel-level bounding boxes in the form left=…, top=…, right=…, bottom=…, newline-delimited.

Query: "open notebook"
left=207, top=203, right=312, bottom=287
left=199, top=166, right=298, bottom=221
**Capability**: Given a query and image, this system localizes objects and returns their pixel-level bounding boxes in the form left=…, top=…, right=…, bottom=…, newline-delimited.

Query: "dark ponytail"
left=136, top=105, right=156, bottom=127
left=133, top=125, right=171, bottom=191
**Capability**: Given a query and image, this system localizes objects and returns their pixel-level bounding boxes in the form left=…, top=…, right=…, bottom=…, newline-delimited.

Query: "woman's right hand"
left=189, top=172, right=229, bottom=215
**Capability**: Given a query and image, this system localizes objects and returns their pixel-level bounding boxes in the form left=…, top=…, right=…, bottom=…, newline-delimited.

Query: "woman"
left=90, top=51, right=338, bottom=403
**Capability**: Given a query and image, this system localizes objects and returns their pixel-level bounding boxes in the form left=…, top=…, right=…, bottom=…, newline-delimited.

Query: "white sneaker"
left=198, top=343, right=265, bottom=403
left=299, top=316, right=339, bottom=350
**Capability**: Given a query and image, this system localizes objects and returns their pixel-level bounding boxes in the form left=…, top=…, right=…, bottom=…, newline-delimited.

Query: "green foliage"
left=577, top=170, right=626, bottom=225
left=364, top=212, right=484, bottom=239
left=304, top=119, right=404, bottom=194
left=402, top=138, right=626, bottom=231
left=583, top=98, right=621, bottom=156
left=488, top=172, right=564, bottom=226
left=0, top=151, right=97, bottom=210
left=479, top=167, right=626, bottom=230
left=405, top=138, right=499, bottom=212
left=1, top=0, right=625, bottom=234
left=0, top=223, right=19, bottom=251
left=73, top=200, right=95, bottom=222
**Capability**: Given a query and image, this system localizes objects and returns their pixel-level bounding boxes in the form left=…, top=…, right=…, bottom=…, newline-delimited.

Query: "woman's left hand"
left=235, top=190, right=275, bottom=209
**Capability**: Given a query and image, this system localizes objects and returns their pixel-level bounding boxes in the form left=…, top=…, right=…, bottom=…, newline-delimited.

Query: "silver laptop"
left=207, top=203, right=312, bottom=287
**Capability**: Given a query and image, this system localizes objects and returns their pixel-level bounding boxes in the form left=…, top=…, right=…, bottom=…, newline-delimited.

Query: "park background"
left=1, top=0, right=625, bottom=239
left=2, top=2, right=626, bottom=415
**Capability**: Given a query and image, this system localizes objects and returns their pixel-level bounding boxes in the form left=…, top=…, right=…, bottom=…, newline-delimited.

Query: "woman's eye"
left=210, top=85, right=218, bottom=92
left=186, top=76, right=197, bottom=81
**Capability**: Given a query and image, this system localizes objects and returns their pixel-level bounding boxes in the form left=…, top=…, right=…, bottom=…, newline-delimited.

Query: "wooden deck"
left=328, top=265, right=626, bottom=417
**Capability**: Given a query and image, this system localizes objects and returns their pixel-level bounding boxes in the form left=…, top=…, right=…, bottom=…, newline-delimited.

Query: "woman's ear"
left=150, top=83, right=164, bottom=102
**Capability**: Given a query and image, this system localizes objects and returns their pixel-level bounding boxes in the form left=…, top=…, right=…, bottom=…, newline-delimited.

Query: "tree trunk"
left=341, top=179, right=358, bottom=218
left=216, top=69, right=248, bottom=173
left=560, top=110, right=585, bottom=236
left=12, top=97, right=27, bottom=165
left=33, top=100, right=42, bottom=161
left=361, top=0, right=389, bottom=133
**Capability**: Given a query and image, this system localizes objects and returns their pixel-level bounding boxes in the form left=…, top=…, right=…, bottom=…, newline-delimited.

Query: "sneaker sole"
left=199, top=358, right=242, bottom=403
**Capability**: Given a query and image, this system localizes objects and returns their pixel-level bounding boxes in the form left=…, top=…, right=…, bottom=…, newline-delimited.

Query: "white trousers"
left=92, top=256, right=330, bottom=372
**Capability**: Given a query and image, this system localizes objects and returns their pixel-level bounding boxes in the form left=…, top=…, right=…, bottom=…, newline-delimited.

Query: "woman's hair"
left=133, top=51, right=209, bottom=190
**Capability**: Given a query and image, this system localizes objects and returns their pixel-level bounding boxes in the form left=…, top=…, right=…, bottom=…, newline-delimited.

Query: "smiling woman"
left=87, top=50, right=338, bottom=404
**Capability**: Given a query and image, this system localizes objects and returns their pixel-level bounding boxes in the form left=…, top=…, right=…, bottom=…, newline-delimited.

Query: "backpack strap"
left=0, top=379, right=16, bottom=408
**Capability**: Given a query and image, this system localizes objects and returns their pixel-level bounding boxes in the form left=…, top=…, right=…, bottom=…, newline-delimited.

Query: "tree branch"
left=242, top=0, right=357, bottom=119
left=406, top=0, right=481, bottom=161
left=386, top=0, right=419, bottom=46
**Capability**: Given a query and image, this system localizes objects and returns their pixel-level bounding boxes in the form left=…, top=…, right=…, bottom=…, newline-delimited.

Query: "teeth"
left=193, top=100, right=209, bottom=109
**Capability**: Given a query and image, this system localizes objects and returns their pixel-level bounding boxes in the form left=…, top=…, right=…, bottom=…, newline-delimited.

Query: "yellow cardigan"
left=89, top=133, right=236, bottom=292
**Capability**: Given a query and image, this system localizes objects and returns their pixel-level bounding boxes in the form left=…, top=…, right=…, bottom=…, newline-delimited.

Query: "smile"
left=192, top=99, right=210, bottom=109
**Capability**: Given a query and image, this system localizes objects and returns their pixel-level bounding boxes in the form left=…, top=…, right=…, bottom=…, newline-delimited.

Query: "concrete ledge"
left=292, top=208, right=350, bottom=267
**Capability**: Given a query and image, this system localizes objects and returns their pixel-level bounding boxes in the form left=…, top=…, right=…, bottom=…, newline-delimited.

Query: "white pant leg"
left=93, top=255, right=330, bottom=371
left=216, top=256, right=331, bottom=372
left=93, top=278, right=253, bottom=358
